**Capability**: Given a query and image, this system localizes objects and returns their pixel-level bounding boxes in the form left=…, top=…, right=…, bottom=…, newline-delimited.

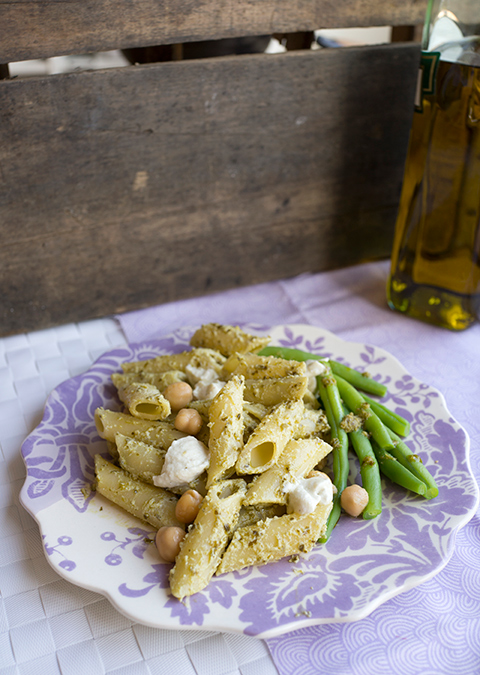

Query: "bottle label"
left=415, top=51, right=440, bottom=112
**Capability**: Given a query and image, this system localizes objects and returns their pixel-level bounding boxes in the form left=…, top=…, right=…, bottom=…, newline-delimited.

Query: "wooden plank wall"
left=0, top=0, right=427, bottom=63
left=0, top=1, right=425, bottom=336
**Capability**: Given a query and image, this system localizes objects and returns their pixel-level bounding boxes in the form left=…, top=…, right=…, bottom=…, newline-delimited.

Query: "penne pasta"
left=206, top=375, right=245, bottom=487
left=243, top=375, right=308, bottom=406
left=169, top=479, right=247, bottom=598
left=95, top=408, right=186, bottom=448
left=117, top=382, right=171, bottom=420
left=216, top=500, right=333, bottom=575
left=121, top=348, right=226, bottom=375
left=242, top=401, right=269, bottom=421
left=235, top=399, right=304, bottom=474
left=115, top=434, right=208, bottom=496
left=111, top=370, right=187, bottom=392
left=106, top=439, right=119, bottom=461
left=190, top=323, right=271, bottom=357
left=294, top=407, right=330, bottom=439
left=241, top=402, right=269, bottom=440
left=94, top=454, right=182, bottom=529
left=223, top=352, right=306, bottom=379
left=243, top=437, right=332, bottom=506
left=115, top=433, right=167, bottom=484
left=234, top=503, right=286, bottom=530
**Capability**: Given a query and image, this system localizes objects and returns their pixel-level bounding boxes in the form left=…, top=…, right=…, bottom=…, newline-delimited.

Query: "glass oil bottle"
left=387, top=0, right=480, bottom=329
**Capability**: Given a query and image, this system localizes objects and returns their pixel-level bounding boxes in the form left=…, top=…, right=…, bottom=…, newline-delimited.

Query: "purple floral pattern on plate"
left=43, top=534, right=76, bottom=571
left=19, top=324, right=479, bottom=637
left=101, top=527, right=153, bottom=566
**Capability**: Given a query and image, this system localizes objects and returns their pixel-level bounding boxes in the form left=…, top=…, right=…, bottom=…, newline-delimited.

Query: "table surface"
left=1, top=260, right=479, bottom=675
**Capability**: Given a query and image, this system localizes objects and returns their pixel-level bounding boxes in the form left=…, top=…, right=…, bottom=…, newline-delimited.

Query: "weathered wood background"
left=1, top=0, right=426, bottom=63
left=0, top=1, right=425, bottom=335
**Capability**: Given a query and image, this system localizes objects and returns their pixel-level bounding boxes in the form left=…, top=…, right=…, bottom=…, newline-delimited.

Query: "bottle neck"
left=423, top=0, right=480, bottom=65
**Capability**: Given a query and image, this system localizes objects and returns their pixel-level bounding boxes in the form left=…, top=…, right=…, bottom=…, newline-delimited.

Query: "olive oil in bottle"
left=387, top=4, right=480, bottom=330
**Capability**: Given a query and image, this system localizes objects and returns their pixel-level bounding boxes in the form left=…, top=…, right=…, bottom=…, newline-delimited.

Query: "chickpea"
left=174, top=408, right=203, bottom=435
left=163, top=382, right=193, bottom=411
left=340, top=484, right=369, bottom=517
left=175, top=489, right=203, bottom=524
left=155, top=526, right=185, bottom=563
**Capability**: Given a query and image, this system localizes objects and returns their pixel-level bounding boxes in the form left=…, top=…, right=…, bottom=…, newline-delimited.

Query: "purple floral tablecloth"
left=117, top=260, right=480, bottom=675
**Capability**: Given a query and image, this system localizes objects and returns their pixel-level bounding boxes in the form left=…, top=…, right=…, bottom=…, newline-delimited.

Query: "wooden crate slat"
left=0, top=0, right=427, bottom=64
left=0, top=44, right=420, bottom=335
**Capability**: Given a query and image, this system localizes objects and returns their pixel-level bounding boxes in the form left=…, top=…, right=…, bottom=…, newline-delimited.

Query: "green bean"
left=371, top=441, right=427, bottom=496
left=346, top=416, right=382, bottom=520
left=258, top=346, right=326, bottom=364
left=317, top=377, right=349, bottom=542
left=330, top=360, right=387, bottom=397
left=321, top=370, right=345, bottom=431
left=387, top=429, right=439, bottom=499
left=361, top=394, right=410, bottom=437
left=334, top=375, right=394, bottom=451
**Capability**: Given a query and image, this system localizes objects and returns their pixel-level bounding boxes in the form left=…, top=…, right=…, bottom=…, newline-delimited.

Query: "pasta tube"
left=94, top=454, right=181, bottom=529
left=169, top=478, right=247, bottom=598
left=111, top=370, right=187, bottom=392
left=190, top=323, right=271, bottom=357
left=206, top=375, right=245, bottom=487
left=118, top=382, right=171, bottom=420
left=235, top=399, right=303, bottom=474
left=115, top=434, right=207, bottom=496
left=115, top=433, right=167, bottom=483
left=223, top=352, right=306, bottom=379
left=216, top=500, right=333, bottom=575
left=243, top=375, right=308, bottom=406
left=244, top=437, right=332, bottom=506
left=242, top=402, right=269, bottom=440
left=235, top=504, right=286, bottom=530
left=293, top=407, right=330, bottom=439
left=121, top=348, right=225, bottom=375
left=94, top=408, right=186, bottom=448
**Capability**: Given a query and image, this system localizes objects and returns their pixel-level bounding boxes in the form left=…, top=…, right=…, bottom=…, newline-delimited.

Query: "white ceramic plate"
left=20, top=324, right=479, bottom=638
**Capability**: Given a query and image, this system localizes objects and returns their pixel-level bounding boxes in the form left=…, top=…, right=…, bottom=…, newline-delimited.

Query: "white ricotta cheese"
left=193, top=379, right=225, bottom=400
left=184, top=364, right=225, bottom=400
left=305, top=359, right=327, bottom=376
left=305, top=359, right=327, bottom=392
left=184, top=365, right=219, bottom=385
left=283, top=472, right=334, bottom=515
left=153, top=436, right=210, bottom=489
